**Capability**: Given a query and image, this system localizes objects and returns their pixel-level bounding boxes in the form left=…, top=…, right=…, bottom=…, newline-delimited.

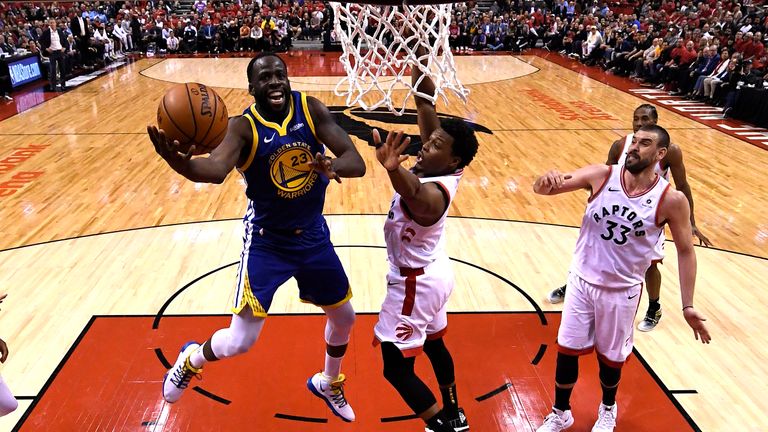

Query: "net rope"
left=330, top=2, right=469, bottom=115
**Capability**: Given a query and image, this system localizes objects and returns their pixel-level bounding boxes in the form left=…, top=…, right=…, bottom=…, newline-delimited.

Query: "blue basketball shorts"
left=232, top=227, right=351, bottom=317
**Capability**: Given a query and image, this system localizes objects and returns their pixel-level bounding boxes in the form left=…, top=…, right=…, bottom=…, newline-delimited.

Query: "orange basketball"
left=156, top=83, right=229, bottom=155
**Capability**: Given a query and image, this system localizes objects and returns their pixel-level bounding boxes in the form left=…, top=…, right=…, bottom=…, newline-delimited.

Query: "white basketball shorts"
left=373, top=256, right=454, bottom=357
left=557, top=272, right=643, bottom=367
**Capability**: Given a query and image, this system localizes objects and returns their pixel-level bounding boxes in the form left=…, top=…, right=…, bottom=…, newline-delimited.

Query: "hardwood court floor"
left=0, top=52, right=766, bottom=431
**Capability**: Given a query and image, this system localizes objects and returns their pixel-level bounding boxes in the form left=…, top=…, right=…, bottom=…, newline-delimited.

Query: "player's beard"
left=624, top=153, right=653, bottom=174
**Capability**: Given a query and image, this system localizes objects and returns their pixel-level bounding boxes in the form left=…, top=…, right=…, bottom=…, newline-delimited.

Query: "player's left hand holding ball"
left=147, top=125, right=195, bottom=170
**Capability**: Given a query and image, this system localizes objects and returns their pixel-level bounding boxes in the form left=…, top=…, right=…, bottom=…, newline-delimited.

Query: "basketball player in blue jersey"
left=147, top=52, right=366, bottom=422
left=370, top=46, right=478, bottom=432
left=547, top=104, right=712, bottom=332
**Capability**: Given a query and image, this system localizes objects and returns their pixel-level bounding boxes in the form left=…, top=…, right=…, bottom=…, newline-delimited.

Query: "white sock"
left=320, top=301, right=355, bottom=380
left=188, top=344, right=207, bottom=369
left=323, top=354, right=343, bottom=380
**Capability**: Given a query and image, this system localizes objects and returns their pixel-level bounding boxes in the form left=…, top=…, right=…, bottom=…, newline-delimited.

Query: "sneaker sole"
left=548, top=296, right=564, bottom=304
left=637, top=323, right=658, bottom=332
left=425, top=426, right=469, bottom=432
left=306, top=378, right=353, bottom=422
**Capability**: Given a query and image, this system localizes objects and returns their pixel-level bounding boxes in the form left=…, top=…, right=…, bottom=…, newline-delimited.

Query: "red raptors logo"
left=395, top=323, right=414, bottom=340
left=401, top=227, right=416, bottom=243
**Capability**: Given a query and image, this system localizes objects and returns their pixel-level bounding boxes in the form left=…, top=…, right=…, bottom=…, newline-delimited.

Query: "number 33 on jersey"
left=570, top=165, right=671, bottom=288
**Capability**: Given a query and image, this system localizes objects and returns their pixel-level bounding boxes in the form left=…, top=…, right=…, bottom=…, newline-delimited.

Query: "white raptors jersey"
left=384, top=171, right=463, bottom=269
left=570, top=165, right=671, bottom=288
left=617, top=134, right=670, bottom=180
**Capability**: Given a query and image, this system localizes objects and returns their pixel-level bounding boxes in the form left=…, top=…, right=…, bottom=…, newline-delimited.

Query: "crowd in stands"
left=446, top=0, right=767, bottom=117
left=0, top=0, right=766, bottom=118
left=0, top=0, right=332, bottom=92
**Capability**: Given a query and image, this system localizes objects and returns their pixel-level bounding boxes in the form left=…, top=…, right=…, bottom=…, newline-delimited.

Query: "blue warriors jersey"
left=238, top=91, right=329, bottom=237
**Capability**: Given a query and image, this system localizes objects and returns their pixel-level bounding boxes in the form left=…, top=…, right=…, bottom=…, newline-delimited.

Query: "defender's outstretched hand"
left=373, top=129, right=411, bottom=172
left=533, top=170, right=573, bottom=194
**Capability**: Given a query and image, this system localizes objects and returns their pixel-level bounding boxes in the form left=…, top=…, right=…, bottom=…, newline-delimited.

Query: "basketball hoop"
left=330, top=0, right=469, bottom=115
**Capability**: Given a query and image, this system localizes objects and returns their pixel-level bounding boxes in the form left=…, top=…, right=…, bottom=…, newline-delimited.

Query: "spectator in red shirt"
left=748, top=32, right=765, bottom=61
left=734, top=31, right=749, bottom=53
left=742, top=32, right=758, bottom=58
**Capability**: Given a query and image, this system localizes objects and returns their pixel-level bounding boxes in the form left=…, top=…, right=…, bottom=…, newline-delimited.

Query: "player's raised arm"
left=533, top=164, right=610, bottom=196
left=658, top=189, right=711, bottom=343
left=148, top=116, right=251, bottom=184
left=412, top=46, right=440, bottom=145
left=306, top=96, right=366, bottom=181
left=373, top=129, right=449, bottom=225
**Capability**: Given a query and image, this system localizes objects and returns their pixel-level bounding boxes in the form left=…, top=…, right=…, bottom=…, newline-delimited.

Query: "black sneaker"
left=547, top=285, right=566, bottom=304
left=425, top=408, right=469, bottom=432
left=637, top=308, right=662, bottom=332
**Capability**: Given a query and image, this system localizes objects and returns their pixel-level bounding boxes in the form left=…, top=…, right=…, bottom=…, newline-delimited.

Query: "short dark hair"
left=638, top=124, right=670, bottom=149
left=247, top=52, right=288, bottom=83
left=635, top=103, right=658, bottom=121
left=440, top=118, right=479, bottom=169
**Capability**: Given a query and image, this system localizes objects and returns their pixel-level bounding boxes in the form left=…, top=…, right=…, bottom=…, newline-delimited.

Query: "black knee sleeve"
left=555, top=352, right=579, bottom=385
left=424, top=337, right=455, bottom=386
left=381, top=342, right=437, bottom=415
left=598, top=357, right=622, bottom=387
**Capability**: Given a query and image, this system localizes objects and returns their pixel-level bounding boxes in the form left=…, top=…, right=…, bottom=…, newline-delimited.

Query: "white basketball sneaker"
left=162, top=341, right=202, bottom=403
left=307, top=372, right=355, bottom=422
left=536, top=408, right=574, bottom=431
left=592, top=403, right=618, bottom=431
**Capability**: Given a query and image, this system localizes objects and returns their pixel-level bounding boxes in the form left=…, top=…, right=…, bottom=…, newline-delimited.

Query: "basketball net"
left=330, top=2, right=469, bottom=115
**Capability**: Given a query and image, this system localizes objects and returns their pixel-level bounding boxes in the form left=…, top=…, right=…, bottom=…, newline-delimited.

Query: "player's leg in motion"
left=0, top=376, right=18, bottom=416
left=424, top=337, right=469, bottom=432
left=589, top=281, right=642, bottom=432
left=537, top=274, right=595, bottom=432
left=381, top=342, right=454, bottom=432
left=307, top=301, right=357, bottom=422
left=162, top=308, right=264, bottom=403
left=376, top=262, right=463, bottom=432
left=162, top=240, right=283, bottom=403
left=637, top=262, right=662, bottom=331
left=300, top=242, right=357, bottom=422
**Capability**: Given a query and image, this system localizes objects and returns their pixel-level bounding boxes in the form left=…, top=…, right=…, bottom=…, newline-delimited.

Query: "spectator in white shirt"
left=582, top=25, right=603, bottom=58
left=113, top=19, right=129, bottom=55
left=166, top=30, right=180, bottom=52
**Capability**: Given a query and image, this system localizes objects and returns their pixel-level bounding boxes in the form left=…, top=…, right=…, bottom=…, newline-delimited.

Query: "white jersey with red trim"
left=384, top=170, right=463, bottom=269
left=616, top=133, right=670, bottom=180
left=570, top=165, right=671, bottom=288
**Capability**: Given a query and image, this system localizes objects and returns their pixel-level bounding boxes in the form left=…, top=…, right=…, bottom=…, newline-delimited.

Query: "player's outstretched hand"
left=0, top=338, right=8, bottom=363
left=534, top=170, right=572, bottom=194
left=683, top=307, right=711, bottom=344
left=310, top=153, right=341, bottom=183
left=147, top=125, right=195, bottom=169
left=692, top=226, right=713, bottom=247
left=373, top=129, right=411, bottom=172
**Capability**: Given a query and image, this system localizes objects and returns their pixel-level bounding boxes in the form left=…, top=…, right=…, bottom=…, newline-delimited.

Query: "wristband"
left=682, top=305, right=694, bottom=311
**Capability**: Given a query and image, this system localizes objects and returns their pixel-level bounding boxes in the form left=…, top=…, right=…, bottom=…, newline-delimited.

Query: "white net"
left=329, top=1, right=469, bottom=115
